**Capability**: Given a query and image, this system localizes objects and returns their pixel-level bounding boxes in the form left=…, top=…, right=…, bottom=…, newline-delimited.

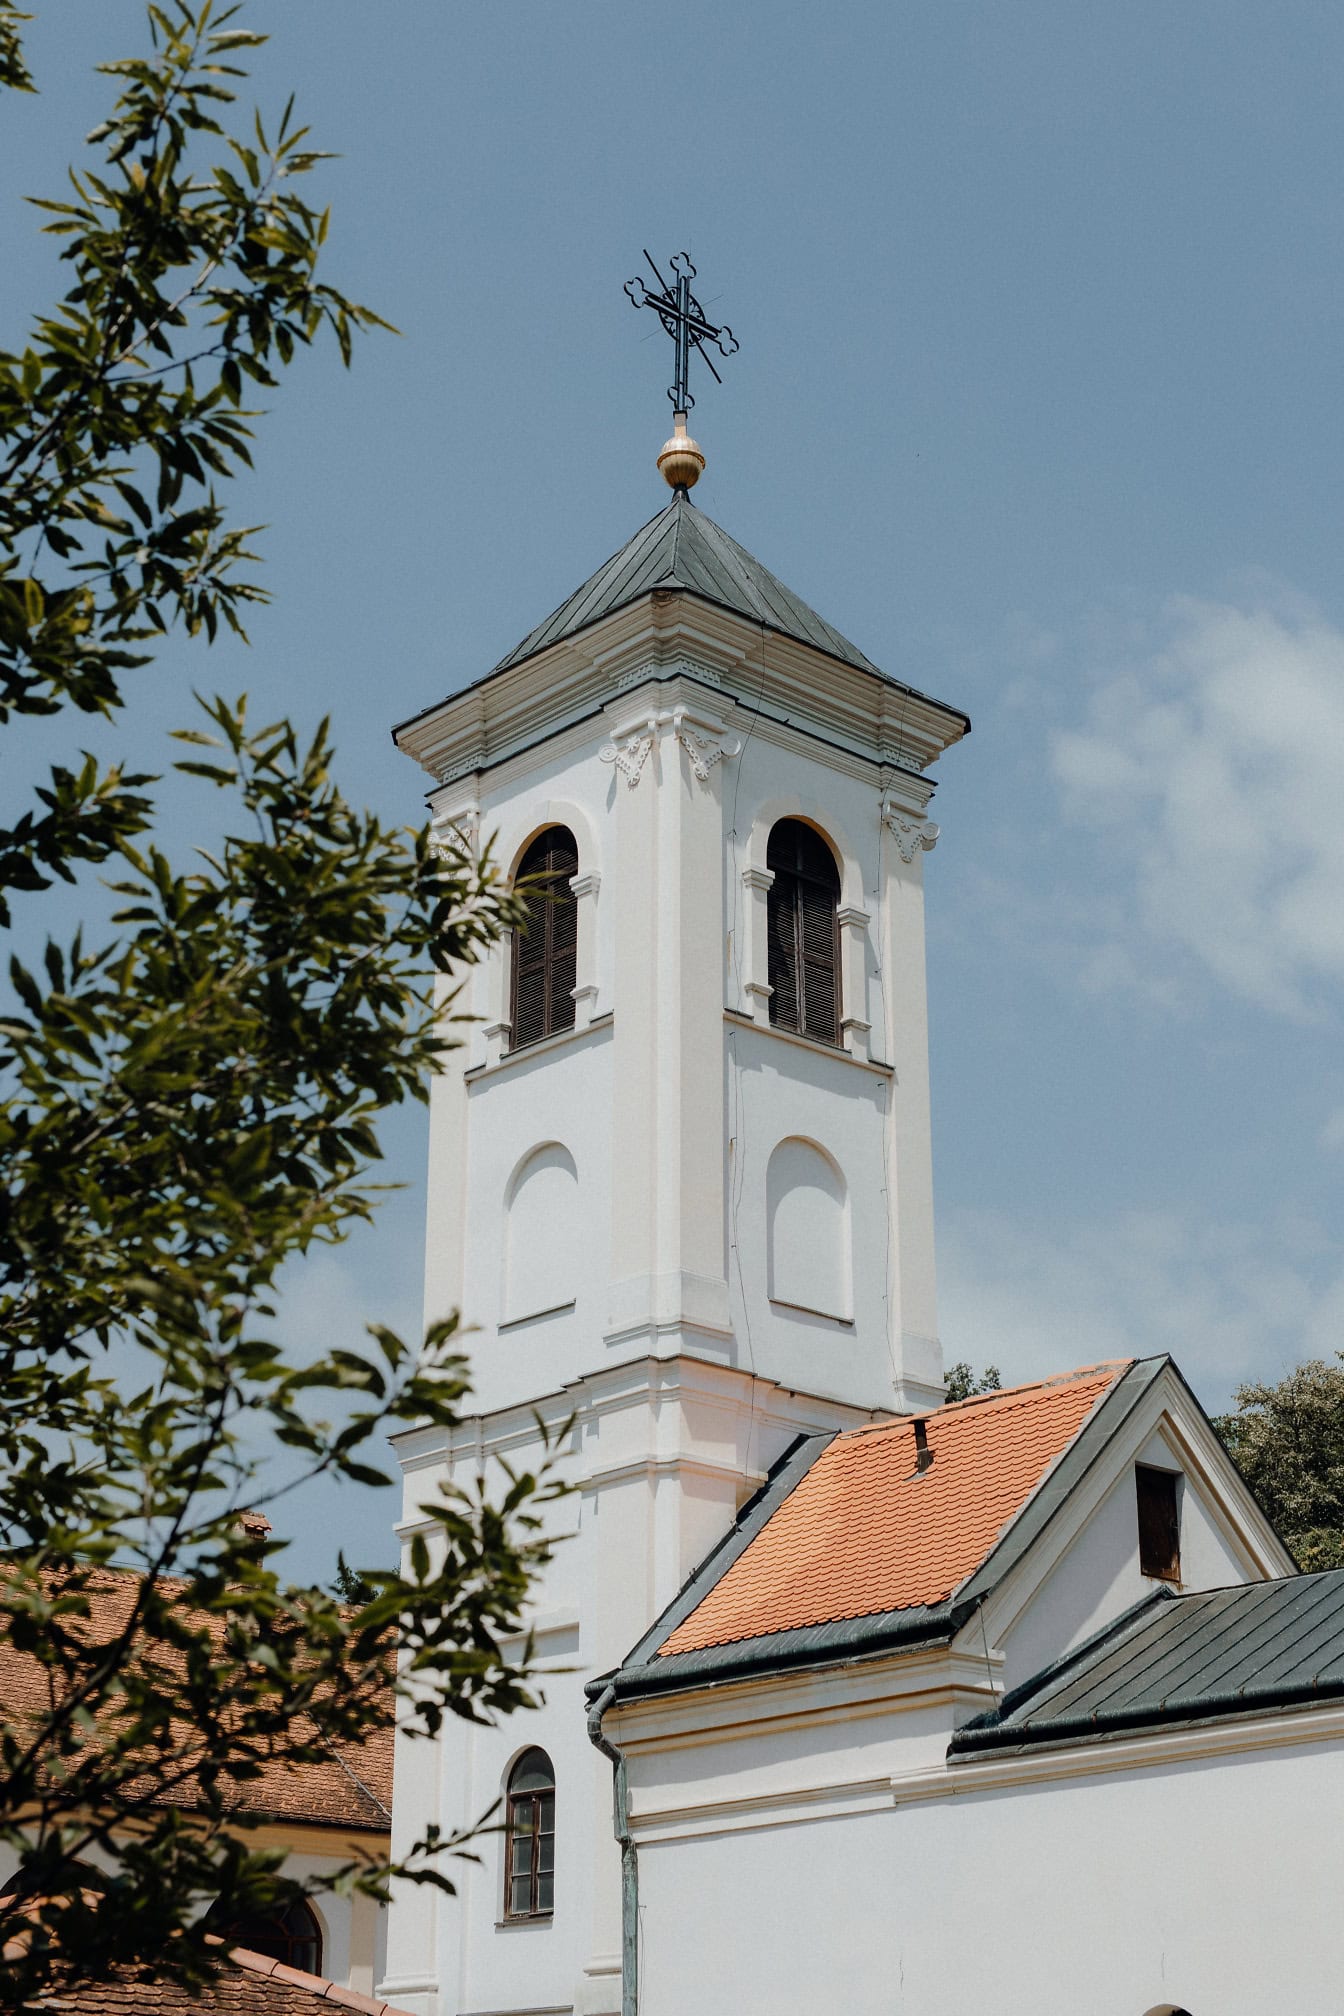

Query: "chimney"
left=233, top=1509, right=274, bottom=1547
left=912, top=1419, right=934, bottom=1476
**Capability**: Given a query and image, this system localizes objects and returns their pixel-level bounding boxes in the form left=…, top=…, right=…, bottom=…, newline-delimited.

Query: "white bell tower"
left=381, top=462, right=968, bottom=2016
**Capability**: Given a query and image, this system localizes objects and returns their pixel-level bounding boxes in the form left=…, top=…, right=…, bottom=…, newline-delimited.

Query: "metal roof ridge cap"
left=957, top=1587, right=1177, bottom=1736
left=606, top=1600, right=961, bottom=1704
left=587, top=1429, right=836, bottom=1694
left=951, top=1669, right=1344, bottom=1754
left=951, top=1357, right=1163, bottom=1614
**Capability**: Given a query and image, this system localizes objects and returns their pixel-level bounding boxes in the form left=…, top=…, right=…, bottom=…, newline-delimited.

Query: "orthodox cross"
left=624, top=250, right=739, bottom=411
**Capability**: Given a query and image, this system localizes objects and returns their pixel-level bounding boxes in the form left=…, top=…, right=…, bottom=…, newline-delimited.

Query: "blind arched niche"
left=766, top=1137, right=850, bottom=1322
left=503, top=1142, right=578, bottom=1325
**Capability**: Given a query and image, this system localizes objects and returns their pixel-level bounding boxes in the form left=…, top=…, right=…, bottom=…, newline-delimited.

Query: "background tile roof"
left=658, top=1363, right=1130, bottom=1657
left=34, top=1945, right=413, bottom=2016
left=951, top=1569, right=1341, bottom=1753
left=0, top=1567, right=391, bottom=1833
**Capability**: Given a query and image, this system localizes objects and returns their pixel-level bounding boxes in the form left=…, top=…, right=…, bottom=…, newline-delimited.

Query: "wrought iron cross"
left=624, top=251, right=738, bottom=411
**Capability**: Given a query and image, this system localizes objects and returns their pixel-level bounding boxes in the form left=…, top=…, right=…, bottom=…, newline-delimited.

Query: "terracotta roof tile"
left=0, top=1567, right=392, bottom=1833
left=34, top=1945, right=414, bottom=2016
left=658, top=1363, right=1130, bottom=1657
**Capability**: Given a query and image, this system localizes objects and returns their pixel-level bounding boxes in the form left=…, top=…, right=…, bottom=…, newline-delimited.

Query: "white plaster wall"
left=726, top=1022, right=897, bottom=1407
left=723, top=729, right=942, bottom=1409
left=631, top=1732, right=1344, bottom=2016
left=1001, top=1429, right=1255, bottom=1696
left=456, top=1028, right=612, bottom=1417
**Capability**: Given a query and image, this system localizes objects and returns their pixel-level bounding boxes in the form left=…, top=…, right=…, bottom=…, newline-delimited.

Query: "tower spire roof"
left=491, top=489, right=881, bottom=679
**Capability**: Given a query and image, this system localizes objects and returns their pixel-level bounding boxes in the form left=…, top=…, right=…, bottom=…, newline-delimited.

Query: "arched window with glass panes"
left=510, top=827, right=578, bottom=1050
left=207, top=1897, right=321, bottom=1975
left=766, top=819, right=841, bottom=1046
left=504, top=1747, right=555, bottom=1919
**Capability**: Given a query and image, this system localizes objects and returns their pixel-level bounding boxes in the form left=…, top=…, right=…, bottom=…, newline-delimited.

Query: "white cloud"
left=1050, top=593, right=1344, bottom=1019
left=939, top=1204, right=1344, bottom=1412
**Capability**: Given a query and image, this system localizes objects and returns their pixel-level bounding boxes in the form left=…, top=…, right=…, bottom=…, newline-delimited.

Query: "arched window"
left=766, top=820, right=840, bottom=1045
left=504, top=1747, right=555, bottom=1920
left=208, top=1897, right=321, bottom=1975
left=510, top=827, right=579, bottom=1050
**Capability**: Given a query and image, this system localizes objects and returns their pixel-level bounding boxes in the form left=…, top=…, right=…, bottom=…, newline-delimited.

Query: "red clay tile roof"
left=658, top=1362, right=1131, bottom=1657
left=34, top=1945, right=413, bottom=2015
left=0, top=1567, right=392, bottom=1834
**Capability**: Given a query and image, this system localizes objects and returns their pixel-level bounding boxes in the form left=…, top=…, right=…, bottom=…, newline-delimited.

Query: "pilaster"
left=606, top=686, right=732, bottom=1348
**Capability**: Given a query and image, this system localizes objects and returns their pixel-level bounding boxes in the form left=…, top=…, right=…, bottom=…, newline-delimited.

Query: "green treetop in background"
left=0, top=6, right=556, bottom=2004
left=1214, top=1358, right=1344, bottom=1573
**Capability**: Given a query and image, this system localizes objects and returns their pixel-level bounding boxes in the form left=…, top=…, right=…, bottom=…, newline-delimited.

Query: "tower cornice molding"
left=396, top=592, right=966, bottom=790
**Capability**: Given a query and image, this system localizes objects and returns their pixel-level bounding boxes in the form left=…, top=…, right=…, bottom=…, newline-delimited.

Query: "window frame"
left=1135, top=1463, right=1182, bottom=1583
left=508, top=828, right=579, bottom=1052
left=765, top=819, right=842, bottom=1047
left=503, top=1748, right=555, bottom=1922
left=210, top=1897, right=322, bottom=1975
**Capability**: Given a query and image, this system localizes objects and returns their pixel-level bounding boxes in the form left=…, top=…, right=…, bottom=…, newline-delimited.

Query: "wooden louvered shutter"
left=510, top=827, right=578, bottom=1050
left=766, top=820, right=840, bottom=1045
left=547, top=830, right=578, bottom=1035
left=799, top=873, right=839, bottom=1044
left=766, top=868, right=800, bottom=1031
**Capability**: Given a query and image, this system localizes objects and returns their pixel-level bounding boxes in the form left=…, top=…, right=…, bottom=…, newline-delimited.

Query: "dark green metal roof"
left=491, top=489, right=882, bottom=677
left=950, top=1570, right=1343, bottom=1756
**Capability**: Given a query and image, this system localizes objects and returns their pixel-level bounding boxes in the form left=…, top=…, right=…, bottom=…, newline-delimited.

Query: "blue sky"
left=6, top=3, right=1343, bottom=1581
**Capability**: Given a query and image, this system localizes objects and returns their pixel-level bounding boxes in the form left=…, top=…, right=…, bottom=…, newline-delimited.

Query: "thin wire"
left=977, top=1594, right=1000, bottom=1704
left=873, top=802, right=904, bottom=1401
left=726, top=622, right=771, bottom=1481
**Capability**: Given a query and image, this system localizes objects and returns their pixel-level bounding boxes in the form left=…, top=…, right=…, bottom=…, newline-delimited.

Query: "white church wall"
left=723, top=728, right=945, bottom=1410
left=627, top=1716, right=1344, bottom=2016
left=455, top=1024, right=612, bottom=1418
left=725, top=1021, right=896, bottom=1407
left=994, top=1410, right=1272, bottom=1697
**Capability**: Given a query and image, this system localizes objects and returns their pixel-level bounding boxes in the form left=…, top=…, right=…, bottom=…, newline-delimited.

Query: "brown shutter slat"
left=799, top=877, right=839, bottom=1043
left=767, top=870, right=800, bottom=1031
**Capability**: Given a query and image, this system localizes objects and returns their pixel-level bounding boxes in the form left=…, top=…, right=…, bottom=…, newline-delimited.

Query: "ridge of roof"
left=489, top=490, right=884, bottom=680
left=229, top=1943, right=415, bottom=2015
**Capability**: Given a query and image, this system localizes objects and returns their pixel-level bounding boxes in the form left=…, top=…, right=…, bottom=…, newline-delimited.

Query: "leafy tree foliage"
left=943, top=1361, right=1002, bottom=1405
left=1214, top=1358, right=1344, bottom=1572
left=0, top=7, right=554, bottom=2002
left=332, top=1553, right=375, bottom=1606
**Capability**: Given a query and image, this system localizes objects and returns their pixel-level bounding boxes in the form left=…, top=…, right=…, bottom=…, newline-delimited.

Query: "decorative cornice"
left=617, top=653, right=723, bottom=692
left=434, top=751, right=485, bottom=786
left=569, top=870, right=602, bottom=900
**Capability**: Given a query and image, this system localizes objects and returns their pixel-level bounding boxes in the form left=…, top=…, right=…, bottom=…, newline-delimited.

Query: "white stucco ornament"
left=674, top=716, right=742, bottom=782
left=600, top=723, right=656, bottom=787
left=886, top=811, right=940, bottom=863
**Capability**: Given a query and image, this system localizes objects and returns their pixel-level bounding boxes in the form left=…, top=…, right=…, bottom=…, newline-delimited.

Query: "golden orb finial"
left=657, top=410, right=705, bottom=490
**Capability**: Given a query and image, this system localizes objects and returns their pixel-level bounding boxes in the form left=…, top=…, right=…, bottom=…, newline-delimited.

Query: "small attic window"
left=1135, top=1464, right=1181, bottom=1583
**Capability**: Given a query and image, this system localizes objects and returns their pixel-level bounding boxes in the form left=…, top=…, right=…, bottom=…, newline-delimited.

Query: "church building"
left=382, top=398, right=1343, bottom=2016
